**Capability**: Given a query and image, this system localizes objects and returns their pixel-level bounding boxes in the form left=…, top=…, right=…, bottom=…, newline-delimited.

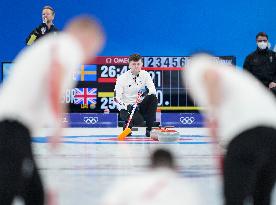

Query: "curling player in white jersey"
left=0, top=16, right=104, bottom=204
left=184, top=53, right=276, bottom=205
left=101, top=148, right=201, bottom=205
left=115, top=53, right=158, bottom=137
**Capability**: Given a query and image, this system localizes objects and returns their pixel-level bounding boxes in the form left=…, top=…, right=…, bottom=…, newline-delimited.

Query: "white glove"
left=137, top=90, right=145, bottom=104
left=117, top=101, right=127, bottom=111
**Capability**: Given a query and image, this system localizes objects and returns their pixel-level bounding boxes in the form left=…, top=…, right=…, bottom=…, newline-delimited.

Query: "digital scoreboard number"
left=68, top=56, right=235, bottom=112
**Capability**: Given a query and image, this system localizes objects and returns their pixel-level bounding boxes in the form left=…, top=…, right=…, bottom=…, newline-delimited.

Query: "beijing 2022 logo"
left=179, top=116, right=195, bottom=125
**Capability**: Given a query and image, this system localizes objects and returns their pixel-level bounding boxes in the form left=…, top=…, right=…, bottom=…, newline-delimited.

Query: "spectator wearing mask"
left=243, top=32, right=276, bottom=95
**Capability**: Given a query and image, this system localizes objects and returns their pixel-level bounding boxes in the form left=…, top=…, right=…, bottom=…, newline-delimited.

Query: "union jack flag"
left=73, top=88, right=97, bottom=105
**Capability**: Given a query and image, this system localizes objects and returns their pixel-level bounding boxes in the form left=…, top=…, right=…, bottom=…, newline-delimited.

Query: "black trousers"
left=0, top=120, right=44, bottom=205
left=120, top=94, right=158, bottom=130
left=223, top=126, right=276, bottom=205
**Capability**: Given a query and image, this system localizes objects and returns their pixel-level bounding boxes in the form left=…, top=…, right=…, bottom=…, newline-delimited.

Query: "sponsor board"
left=161, top=113, right=203, bottom=127
left=62, top=113, right=118, bottom=128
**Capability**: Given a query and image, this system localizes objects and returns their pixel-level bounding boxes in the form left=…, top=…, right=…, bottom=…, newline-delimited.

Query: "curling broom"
left=118, top=92, right=142, bottom=141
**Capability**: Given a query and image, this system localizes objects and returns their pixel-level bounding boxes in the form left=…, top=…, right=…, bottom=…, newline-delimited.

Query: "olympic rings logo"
left=83, top=117, right=98, bottom=124
left=179, top=116, right=195, bottom=124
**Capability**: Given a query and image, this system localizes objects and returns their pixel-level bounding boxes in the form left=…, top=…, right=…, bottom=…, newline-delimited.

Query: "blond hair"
left=43, top=5, right=55, bottom=15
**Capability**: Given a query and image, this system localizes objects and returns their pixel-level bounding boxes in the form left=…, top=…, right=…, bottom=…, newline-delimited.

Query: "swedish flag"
left=74, top=65, right=97, bottom=81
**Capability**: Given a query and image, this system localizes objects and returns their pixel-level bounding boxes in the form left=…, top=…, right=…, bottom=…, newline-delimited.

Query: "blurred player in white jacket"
left=184, top=54, right=276, bottom=205
left=0, top=16, right=104, bottom=205
left=101, top=148, right=201, bottom=205
left=115, top=54, right=158, bottom=137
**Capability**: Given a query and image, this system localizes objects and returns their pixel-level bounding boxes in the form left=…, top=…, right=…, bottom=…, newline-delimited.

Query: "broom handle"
left=125, top=92, right=143, bottom=129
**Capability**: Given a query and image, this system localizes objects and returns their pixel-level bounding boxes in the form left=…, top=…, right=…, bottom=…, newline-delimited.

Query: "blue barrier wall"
left=1, top=0, right=276, bottom=78
left=63, top=113, right=118, bottom=128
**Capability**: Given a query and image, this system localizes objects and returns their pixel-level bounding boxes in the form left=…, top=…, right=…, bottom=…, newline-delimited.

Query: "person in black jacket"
left=243, top=32, right=276, bottom=95
left=26, top=5, right=58, bottom=46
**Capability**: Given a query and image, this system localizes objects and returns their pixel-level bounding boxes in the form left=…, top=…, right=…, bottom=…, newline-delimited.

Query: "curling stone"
left=150, top=128, right=162, bottom=141
left=157, top=129, right=180, bottom=142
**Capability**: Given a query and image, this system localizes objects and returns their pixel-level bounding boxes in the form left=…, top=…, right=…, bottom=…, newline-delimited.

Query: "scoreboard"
left=65, top=56, right=236, bottom=112
left=1, top=56, right=235, bottom=113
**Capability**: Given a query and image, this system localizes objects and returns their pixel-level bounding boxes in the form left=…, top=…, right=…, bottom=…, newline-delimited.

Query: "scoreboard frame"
left=1, top=56, right=236, bottom=113
left=81, top=56, right=235, bottom=112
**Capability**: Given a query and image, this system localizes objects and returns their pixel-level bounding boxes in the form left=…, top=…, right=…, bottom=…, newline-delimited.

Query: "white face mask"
left=257, top=41, right=268, bottom=50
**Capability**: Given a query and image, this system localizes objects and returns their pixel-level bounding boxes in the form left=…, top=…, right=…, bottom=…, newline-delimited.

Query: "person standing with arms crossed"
left=26, top=5, right=59, bottom=46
